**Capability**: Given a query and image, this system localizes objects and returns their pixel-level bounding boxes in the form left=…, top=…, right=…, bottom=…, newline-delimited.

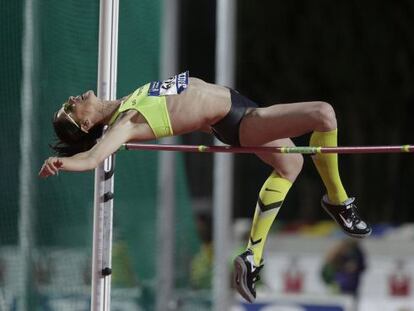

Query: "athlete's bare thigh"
left=238, top=102, right=324, bottom=181
left=239, top=101, right=336, bottom=146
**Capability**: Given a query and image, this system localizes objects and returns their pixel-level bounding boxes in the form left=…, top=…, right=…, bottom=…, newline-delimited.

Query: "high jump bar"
left=123, top=143, right=414, bottom=154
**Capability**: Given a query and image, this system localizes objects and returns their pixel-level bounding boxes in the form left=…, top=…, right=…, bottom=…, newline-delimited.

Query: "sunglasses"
left=61, top=102, right=81, bottom=130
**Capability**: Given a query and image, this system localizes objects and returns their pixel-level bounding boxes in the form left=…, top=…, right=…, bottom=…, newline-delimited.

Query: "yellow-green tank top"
left=108, top=83, right=173, bottom=138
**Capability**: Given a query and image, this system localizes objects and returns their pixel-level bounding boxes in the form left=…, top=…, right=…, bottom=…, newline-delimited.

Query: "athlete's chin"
left=86, top=90, right=95, bottom=98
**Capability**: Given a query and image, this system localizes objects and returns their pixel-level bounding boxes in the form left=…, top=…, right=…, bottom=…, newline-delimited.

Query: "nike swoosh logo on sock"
left=250, top=237, right=262, bottom=246
left=265, top=188, right=281, bottom=193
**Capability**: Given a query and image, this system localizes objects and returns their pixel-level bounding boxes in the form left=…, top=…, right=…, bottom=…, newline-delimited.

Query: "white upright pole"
left=19, top=0, right=36, bottom=309
left=213, top=0, right=237, bottom=311
left=91, top=1, right=119, bottom=310
left=156, top=1, right=179, bottom=310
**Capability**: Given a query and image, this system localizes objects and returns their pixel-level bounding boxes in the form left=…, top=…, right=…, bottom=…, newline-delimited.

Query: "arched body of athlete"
left=39, top=72, right=371, bottom=303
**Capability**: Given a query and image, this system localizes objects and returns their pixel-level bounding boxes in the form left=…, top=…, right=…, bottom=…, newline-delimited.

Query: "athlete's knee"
left=312, top=101, right=337, bottom=130
left=291, top=154, right=304, bottom=176
left=276, top=154, right=304, bottom=182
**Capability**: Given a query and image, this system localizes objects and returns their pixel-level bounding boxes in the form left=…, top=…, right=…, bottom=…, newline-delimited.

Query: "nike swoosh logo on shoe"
left=339, top=214, right=353, bottom=228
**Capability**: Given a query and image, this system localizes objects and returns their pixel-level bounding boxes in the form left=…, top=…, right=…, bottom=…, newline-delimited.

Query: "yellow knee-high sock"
left=247, top=171, right=292, bottom=265
left=309, top=129, right=348, bottom=204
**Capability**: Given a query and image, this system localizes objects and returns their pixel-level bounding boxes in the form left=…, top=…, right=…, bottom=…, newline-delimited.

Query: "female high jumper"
left=39, top=71, right=371, bottom=303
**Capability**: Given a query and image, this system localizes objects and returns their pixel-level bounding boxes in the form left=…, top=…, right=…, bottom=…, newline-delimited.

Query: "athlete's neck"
left=98, top=99, right=122, bottom=125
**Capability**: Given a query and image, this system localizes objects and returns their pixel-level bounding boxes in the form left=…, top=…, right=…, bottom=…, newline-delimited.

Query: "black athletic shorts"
left=211, top=89, right=258, bottom=146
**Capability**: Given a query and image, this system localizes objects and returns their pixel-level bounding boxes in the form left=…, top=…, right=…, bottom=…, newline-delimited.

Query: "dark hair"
left=50, top=112, right=104, bottom=157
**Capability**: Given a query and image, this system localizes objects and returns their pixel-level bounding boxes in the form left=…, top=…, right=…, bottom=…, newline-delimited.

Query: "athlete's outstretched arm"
left=39, top=118, right=135, bottom=178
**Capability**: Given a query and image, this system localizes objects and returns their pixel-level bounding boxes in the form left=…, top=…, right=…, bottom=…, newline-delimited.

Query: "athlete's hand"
left=39, top=157, right=63, bottom=178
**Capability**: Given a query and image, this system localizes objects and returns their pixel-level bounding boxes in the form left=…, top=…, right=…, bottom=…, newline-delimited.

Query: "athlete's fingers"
left=48, top=160, right=59, bottom=173
left=39, top=164, right=53, bottom=178
left=38, top=164, right=46, bottom=177
left=46, top=157, right=61, bottom=174
left=39, top=158, right=58, bottom=178
left=39, top=162, right=48, bottom=177
left=55, top=158, right=63, bottom=168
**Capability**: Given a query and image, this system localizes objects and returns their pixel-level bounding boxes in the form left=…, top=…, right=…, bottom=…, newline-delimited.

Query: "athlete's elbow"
left=90, top=153, right=114, bottom=170
left=88, top=156, right=100, bottom=170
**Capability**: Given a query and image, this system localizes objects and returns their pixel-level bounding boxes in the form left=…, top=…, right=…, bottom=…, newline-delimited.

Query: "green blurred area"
left=0, top=0, right=199, bottom=309
left=0, top=0, right=23, bottom=245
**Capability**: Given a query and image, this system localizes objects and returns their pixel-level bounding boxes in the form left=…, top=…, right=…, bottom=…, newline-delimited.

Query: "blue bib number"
left=148, top=71, right=189, bottom=96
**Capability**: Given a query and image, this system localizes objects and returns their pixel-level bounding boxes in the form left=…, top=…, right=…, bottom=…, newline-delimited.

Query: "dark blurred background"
left=179, top=0, right=414, bottom=224
left=1, top=1, right=412, bottom=309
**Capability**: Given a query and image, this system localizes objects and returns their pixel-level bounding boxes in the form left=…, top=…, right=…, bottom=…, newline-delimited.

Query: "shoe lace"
left=343, top=203, right=361, bottom=223
left=252, top=265, right=264, bottom=284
